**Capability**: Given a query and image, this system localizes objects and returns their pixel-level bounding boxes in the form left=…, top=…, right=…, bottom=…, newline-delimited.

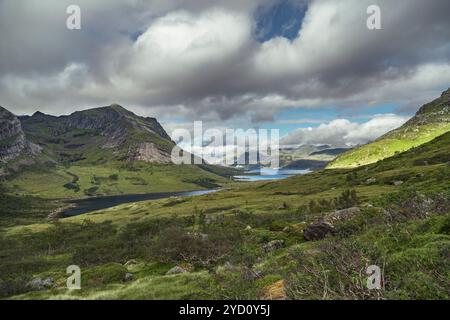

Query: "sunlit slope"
left=328, top=88, right=450, bottom=169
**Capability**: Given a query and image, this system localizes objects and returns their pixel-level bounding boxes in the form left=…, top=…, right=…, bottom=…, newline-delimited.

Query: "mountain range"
left=1, top=104, right=176, bottom=168
left=1, top=91, right=450, bottom=300
left=1, top=88, right=449, bottom=197
left=0, top=105, right=237, bottom=198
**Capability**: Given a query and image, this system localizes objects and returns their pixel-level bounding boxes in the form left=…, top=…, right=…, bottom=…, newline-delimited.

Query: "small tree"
left=335, top=189, right=359, bottom=209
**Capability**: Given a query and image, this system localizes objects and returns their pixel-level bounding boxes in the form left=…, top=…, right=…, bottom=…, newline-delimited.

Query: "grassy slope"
left=0, top=107, right=236, bottom=199
left=1, top=162, right=229, bottom=199
left=1, top=133, right=449, bottom=300
left=327, top=123, right=450, bottom=169
left=328, top=90, right=450, bottom=169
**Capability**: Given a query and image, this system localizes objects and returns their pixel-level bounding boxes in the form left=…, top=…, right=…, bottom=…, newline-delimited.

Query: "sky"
left=1, top=0, right=450, bottom=147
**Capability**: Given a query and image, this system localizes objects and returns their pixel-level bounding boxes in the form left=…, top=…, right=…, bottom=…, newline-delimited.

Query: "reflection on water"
left=234, top=168, right=311, bottom=182
left=63, top=189, right=218, bottom=217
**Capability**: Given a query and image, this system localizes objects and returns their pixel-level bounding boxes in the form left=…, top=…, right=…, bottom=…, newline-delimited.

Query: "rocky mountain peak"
left=0, top=107, right=40, bottom=163
left=415, top=88, right=450, bottom=117
left=17, top=105, right=176, bottom=165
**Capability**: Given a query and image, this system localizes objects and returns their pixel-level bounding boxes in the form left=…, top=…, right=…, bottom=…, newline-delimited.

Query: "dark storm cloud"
left=0, top=0, right=449, bottom=125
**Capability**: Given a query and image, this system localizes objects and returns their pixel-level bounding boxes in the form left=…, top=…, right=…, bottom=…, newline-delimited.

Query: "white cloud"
left=0, top=0, right=449, bottom=126
left=117, top=9, right=253, bottom=96
left=281, top=113, right=409, bottom=147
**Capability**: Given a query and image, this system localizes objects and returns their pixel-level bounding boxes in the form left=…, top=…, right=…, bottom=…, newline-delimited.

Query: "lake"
left=62, top=169, right=310, bottom=217
left=62, top=189, right=218, bottom=217
left=233, top=168, right=311, bottom=181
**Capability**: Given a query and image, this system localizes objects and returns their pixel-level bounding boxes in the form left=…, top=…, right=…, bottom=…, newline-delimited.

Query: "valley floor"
left=1, top=134, right=450, bottom=300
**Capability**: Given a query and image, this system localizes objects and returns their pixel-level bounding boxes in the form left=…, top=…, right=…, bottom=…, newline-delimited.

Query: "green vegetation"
left=1, top=162, right=230, bottom=199
left=1, top=132, right=449, bottom=300
left=0, top=105, right=240, bottom=200
left=329, top=89, right=450, bottom=169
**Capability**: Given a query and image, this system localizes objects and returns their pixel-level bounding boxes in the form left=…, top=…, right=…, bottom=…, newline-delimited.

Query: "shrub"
left=63, top=182, right=80, bottom=192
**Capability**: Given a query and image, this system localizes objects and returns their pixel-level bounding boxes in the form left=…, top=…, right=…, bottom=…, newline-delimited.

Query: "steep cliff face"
left=0, top=107, right=40, bottom=163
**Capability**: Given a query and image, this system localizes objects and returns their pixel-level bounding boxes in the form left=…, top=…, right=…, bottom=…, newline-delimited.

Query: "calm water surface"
left=234, top=168, right=311, bottom=182
left=63, top=189, right=218, bottom=217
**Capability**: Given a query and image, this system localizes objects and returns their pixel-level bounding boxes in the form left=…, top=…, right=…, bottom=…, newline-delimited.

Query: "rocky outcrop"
left=0, top=106, right=40, bottom=163
left=19, top=104, right=176, bottom=164
left=166, top=266, right=188, bottom=275
left=326, top=207, right=361, bottom=223
left=127, top=142, right=172, bottom=163
left=303, top=221, right=336, bottom=241
left=26, top=277, right=54, bottom=291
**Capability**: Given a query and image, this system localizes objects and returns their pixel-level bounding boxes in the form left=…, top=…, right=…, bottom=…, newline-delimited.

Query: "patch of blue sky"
left=254, top=103, right=402, bottom=136
left=254, top=0, right=307, bottom=42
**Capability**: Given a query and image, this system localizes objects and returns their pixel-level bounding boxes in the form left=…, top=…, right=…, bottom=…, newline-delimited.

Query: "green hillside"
left=2, top=131, right=448, bottom=300
left=328, top=88, right=450, bottom=169
left=0, top=105, right=235, bottom=199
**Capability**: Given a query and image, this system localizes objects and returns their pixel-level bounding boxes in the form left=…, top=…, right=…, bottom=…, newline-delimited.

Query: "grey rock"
left=263, top=240, right=285, bottom=252
left=166, top=266, right=188, bottom=275
left=365, top=178, right=377, bottom=185
left=392, top=180, right=404, bottom=186
left=0, top=106, right=40, bottom=163
left=26, top=277, right=54, bottom=291
left=304, top=221, right=336, bottom=241
left=124, top=273, right=134, bottom=281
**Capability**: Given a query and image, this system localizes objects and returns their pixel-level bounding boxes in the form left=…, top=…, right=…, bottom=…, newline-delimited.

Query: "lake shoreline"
left=61, top=189, right=220, bottom=217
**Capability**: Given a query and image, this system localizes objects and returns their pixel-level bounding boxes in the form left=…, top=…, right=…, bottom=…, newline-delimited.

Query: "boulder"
left=263, top=240, right=285, bottom=252
left=26, top=277, right=54, bottom=291
left=365, top=178, right=377, bottom=185
left=392, top=180, right=404, bottom=186
left=166, top=266, right=188, bottom=275
left=304, top=221, right=336, bottom=241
